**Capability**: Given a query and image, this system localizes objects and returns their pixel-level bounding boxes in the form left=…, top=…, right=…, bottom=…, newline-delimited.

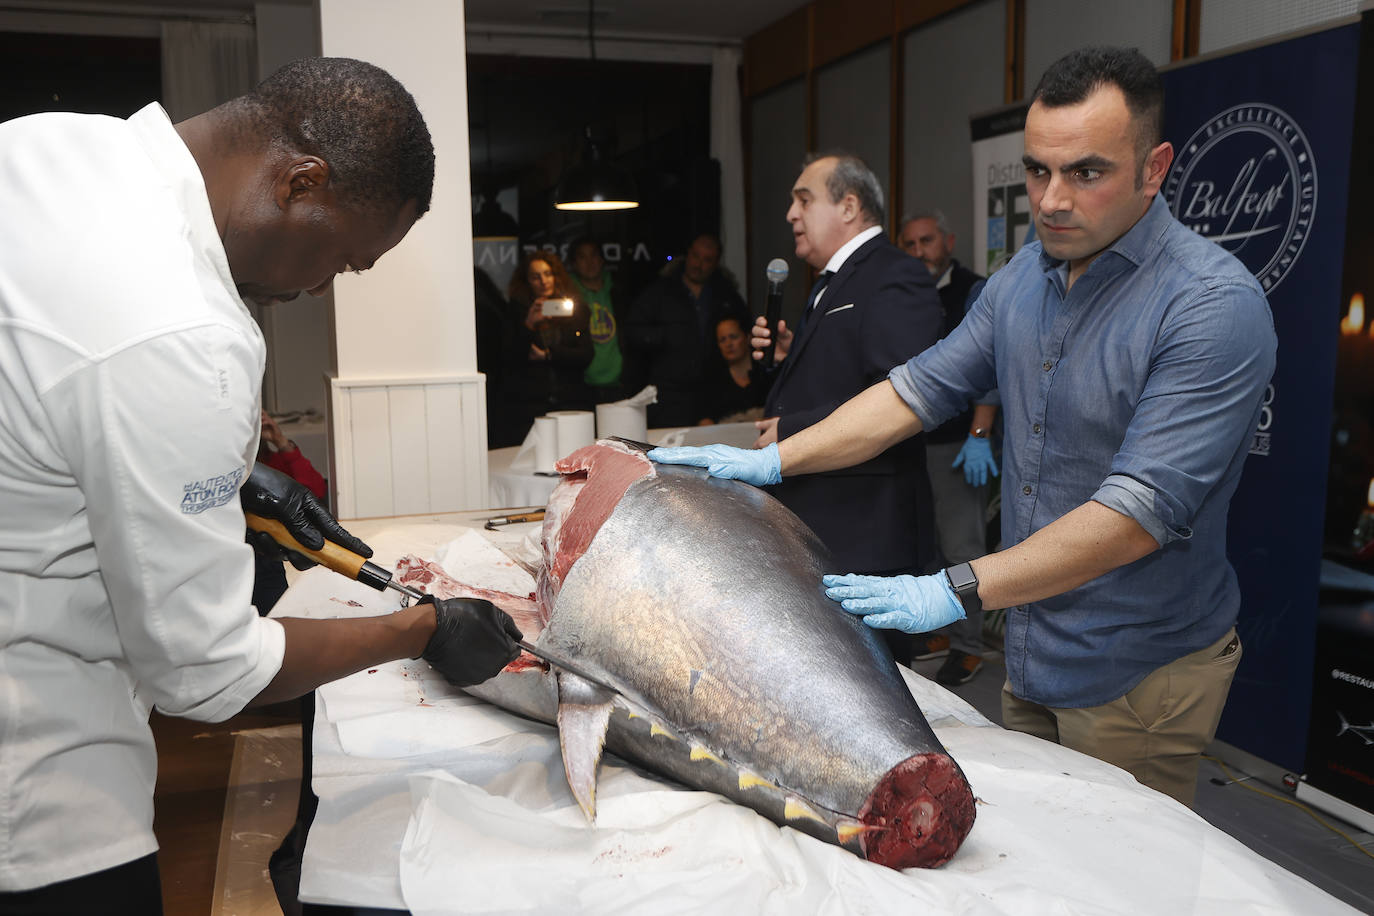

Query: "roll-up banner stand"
left=971, top=105, right=1030, bottom=276
left=1160, top=22, right=1360, bottom=780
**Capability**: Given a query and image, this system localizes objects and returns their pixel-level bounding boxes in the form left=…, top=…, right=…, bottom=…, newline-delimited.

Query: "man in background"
left=569, top=237, right=626, bottom=403
left=755, top=153, right=945, bottom=661
left=897, top=209, right=997, bottom=685
left=624, top=232, right=750, bottom=427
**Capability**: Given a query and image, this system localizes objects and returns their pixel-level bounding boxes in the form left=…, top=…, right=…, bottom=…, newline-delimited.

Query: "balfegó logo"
left=1164, top=103, right=1316, bottom=293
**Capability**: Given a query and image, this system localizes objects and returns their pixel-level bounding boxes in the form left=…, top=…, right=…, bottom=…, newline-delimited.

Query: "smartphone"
left=540, top=297, right=575, bottom=319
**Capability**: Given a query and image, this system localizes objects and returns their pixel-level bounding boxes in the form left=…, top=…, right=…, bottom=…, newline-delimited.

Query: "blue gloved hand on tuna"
left=823, top=572, right=965, bottom=634
left=646, top=442, right=782, bottom=486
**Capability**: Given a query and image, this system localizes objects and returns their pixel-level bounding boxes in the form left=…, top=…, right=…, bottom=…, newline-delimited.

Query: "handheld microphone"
left=761, top=258, right=789, bottom=367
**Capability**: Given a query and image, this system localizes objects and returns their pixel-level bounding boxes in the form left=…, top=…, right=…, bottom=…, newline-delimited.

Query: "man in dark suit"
left=754, top=153, right=944, bottom=659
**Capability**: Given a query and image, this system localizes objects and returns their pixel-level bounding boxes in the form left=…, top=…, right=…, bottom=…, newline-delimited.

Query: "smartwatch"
left=944, top=562, right=982, bottom=615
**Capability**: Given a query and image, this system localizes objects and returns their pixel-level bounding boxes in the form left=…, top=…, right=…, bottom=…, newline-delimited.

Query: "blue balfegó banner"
left=1161, top=22, right=1360, bottom=770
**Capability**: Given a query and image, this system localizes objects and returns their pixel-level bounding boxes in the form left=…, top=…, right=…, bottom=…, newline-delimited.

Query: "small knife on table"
left=483, top=510, right=545, bottom=530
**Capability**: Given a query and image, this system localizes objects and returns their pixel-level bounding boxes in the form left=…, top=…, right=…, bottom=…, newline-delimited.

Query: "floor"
left=153, top=644, right=1374, bottom=916
left=151, top=704, right=304, bottom=916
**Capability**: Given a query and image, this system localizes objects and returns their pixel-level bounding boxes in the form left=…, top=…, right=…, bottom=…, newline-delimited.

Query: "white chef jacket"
left=0, top=104, right=286, bottom=890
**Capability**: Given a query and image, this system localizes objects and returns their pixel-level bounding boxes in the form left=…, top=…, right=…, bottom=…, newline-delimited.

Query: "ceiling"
left=72, top=0, right=808, bottom=42
left=463, top=0, right=807, bottom=42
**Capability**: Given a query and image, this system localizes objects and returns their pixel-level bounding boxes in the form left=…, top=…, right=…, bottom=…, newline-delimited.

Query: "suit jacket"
left=764, top=233, right=944, bottom=572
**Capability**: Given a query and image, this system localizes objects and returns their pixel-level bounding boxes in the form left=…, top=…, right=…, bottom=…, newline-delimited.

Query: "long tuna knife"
left=244, top=512, right=620, bottom=691
left=245, top=513, right=421, bottom=601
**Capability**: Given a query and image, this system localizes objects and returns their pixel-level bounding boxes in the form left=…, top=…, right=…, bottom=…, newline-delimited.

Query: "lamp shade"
left=554, top=159, right=639, bottom=211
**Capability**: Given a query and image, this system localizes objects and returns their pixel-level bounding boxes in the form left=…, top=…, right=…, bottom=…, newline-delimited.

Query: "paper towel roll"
left=548, top=410, right=595, bottom=458
left=533, top=416, right=558, bottom=473
left=596, top=402, right=647, bottom=442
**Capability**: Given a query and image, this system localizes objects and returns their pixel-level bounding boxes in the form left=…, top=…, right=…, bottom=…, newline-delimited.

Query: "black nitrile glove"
left=418, top=595, right=523, bottom=687
left=240, top=463, right=372, bottom=570
left=246, top=527, right=316, bottom=571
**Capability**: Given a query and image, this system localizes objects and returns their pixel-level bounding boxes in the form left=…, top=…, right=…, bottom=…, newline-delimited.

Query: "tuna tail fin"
left=556, top=672, right=616, bottom=821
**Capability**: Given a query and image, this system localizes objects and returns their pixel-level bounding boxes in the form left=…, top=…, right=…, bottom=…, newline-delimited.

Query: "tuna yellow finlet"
left=649, top=722, right=675, bottom=740
left=689, top=744, right=724, bottom=765
left=784, top=796, right=827, bottom=824
left=836, top=820, right=870, bottom=844
left=738, top=770, right=774, bottom=791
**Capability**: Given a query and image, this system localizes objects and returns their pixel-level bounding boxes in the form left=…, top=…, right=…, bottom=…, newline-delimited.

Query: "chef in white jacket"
left=0, top=58, right=520, bottom=913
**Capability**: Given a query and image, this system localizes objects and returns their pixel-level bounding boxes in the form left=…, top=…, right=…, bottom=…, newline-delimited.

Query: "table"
left=273, top=512, right=1356, bottom=915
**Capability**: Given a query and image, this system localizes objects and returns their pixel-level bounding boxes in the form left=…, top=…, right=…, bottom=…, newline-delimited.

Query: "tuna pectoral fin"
left=555, top=672, right=615, bottom=822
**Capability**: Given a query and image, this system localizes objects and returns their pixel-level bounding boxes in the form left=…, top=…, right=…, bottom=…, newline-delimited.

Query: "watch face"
left=946, top=563, right=977, bottom=592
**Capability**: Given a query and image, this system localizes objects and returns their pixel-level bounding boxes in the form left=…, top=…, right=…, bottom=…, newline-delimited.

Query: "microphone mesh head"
left=766, top=258, right=790, bottom=283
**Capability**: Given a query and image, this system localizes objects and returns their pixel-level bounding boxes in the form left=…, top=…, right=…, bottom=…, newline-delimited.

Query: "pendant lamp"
left=555, top=127, right=639, bottom=211
left=553, top=0, right=639, bottom=211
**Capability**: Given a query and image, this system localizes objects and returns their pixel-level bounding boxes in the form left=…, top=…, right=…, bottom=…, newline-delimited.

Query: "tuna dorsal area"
left=543, top=439, right=654, bottom=593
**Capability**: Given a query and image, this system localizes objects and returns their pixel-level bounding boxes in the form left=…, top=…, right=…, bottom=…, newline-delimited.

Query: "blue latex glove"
left=951, top=434, right=999, bottom=487
left=646, top=443, right=782, bottom=487
left=822, top=572, right=965, bottom=634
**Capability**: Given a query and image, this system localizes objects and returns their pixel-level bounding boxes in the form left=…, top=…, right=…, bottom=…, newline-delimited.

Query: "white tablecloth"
left=274, top=514, right=1356, bottom=915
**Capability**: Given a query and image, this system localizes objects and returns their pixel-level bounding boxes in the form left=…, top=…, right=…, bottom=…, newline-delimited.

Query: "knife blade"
left=515, top=639, right=620, bottom=693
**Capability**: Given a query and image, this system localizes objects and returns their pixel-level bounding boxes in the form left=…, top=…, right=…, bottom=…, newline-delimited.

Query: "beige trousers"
left=1001, top=627, right=1242, bottom=807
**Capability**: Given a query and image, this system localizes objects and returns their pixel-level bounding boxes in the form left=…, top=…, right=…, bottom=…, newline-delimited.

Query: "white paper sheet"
left=396, top=726, right=1357, bottom=916
left=292, top=522, right=1356, bottom=915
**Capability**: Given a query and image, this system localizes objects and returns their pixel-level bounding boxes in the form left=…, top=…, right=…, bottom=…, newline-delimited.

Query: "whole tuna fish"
left=403, top=439, right=976, bottom=868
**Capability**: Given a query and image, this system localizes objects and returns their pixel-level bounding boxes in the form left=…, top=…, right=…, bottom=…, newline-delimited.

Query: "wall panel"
left=1198, top=0, right=1359, bottom=55
left=1024, top=0, right=1172, bottom=89
left=814, top=0, right=893, bottom=68
left=748, top=78, right=810, bottom=326
left=901, top=0, right=1005, bottom=266
left=329, top=375, right=489, bottom=518
left=744, top=6, right=811, bottom=97
left=816, top=42, right=892, bottom=213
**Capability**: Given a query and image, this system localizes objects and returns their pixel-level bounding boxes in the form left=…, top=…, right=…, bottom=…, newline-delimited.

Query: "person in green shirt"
left=570, top=237, right=625, bottom=401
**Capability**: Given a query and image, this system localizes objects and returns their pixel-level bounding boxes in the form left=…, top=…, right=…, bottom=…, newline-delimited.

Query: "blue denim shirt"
left=890, top=195, right=1276, bottom=707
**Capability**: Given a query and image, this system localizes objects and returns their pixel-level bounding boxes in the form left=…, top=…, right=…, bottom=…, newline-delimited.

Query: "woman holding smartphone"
left=507, top=250, right=594, bottom=418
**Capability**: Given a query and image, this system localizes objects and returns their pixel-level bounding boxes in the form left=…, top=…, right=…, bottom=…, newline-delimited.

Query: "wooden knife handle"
left=244, top=512, right=367, bottom=579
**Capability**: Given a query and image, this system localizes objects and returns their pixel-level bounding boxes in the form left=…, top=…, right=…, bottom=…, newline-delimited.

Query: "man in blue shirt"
left=651, top=47, right=1276, bottom=807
